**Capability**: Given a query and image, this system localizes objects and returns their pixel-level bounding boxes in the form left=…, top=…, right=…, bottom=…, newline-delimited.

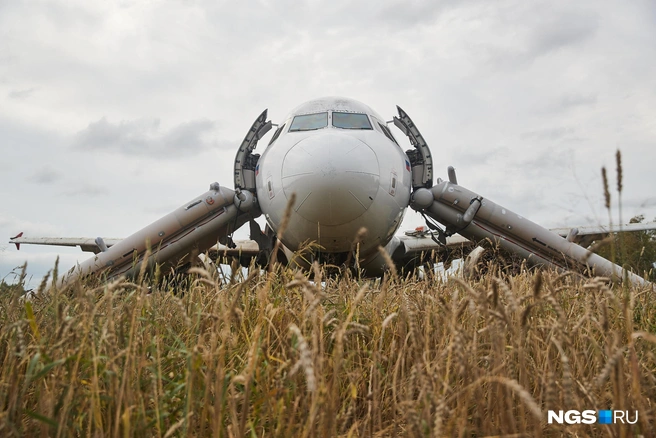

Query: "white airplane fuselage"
left=255, top=97, right=412, bottom=256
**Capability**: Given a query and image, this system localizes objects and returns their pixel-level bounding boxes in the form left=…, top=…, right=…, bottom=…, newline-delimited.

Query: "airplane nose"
left=282, top=133, right=380, bottom=226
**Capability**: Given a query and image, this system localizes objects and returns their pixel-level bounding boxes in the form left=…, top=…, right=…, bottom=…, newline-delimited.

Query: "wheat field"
left=1, top=258, right=655, bottom=437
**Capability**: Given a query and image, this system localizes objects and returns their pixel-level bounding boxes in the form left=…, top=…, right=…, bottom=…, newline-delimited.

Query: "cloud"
left=72, top=117, right=226, bottom=157
left=62, top=184, right=109, bottom=197
left=528, top=12, right=598, bottom=57
left=8, top=88, right=36, bottom=99
left=27, top=166, right=61, bottom=184
left=620, top=196, right=656, bottom=213
left=508, top=147, right=573, bottom=174
left=536, top=93, right=598, bottom=114
left=475, top=6, right=599, bottom=70
left=521, top=126, right=579, bottom=142
left=452, top=146, right=510, bottom=166
left=0, top=213, right=63, bottom=237
left=374, top=0, right=452, bottom=28
left=0, top=251, right=81, bottom=289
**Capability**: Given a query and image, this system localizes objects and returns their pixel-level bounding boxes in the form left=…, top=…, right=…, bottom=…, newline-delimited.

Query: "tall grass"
left=1, top=260, right=655, bottom=437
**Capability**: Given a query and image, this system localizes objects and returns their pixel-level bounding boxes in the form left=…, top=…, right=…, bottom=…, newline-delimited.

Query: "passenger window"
left=332, top=112, right=373, bottom=130
left=289, top=113, right=328, bottom=131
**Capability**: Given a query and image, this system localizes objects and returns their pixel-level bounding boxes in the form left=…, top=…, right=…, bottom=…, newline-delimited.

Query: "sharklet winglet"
left=11, top=232, right=23, bottom=250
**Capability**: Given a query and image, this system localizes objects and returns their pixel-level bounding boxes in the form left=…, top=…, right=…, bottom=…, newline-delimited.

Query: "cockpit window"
left=289, top=112, right=328, bottom=131
left=378, top=122, right=399, bottom=145
left=332, top=112, right=373, bottom=130
left=268, top=123, right=285, bottom=146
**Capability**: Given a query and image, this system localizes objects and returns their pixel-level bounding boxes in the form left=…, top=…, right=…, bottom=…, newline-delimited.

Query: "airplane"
left=9, top=97, right=655, bottom=288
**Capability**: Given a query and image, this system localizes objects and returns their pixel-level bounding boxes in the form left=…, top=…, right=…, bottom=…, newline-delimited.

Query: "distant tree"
left=0, top=279, right=26, bottom=295
left=594, top=215, right=656, bottom=281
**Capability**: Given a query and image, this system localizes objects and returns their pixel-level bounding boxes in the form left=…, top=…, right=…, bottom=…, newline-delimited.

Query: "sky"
left=2, top=0, right=655, bottom=286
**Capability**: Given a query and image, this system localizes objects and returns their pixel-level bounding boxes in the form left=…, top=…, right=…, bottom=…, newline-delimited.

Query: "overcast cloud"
left=2, top=0, right=655, bottom=285
left=73, top=117, right=222, bottom=156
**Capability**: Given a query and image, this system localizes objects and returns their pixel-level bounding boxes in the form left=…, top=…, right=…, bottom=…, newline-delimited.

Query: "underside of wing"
left=390, top=228, right=476, bottom=270
left=206, top=240, right=261, bottom=263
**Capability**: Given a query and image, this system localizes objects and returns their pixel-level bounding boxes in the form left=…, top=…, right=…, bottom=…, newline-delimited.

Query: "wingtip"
left=10, top=232, right=23, bottom=250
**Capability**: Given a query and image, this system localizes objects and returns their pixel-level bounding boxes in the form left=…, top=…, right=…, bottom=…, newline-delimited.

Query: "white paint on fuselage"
left=255, top=97, right=411, bottom=255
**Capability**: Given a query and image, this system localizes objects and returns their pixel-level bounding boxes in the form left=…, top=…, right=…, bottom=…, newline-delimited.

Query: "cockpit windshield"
left=332, top=112, right=373, bottom=130
left=289, top=112, right=328, bottom=131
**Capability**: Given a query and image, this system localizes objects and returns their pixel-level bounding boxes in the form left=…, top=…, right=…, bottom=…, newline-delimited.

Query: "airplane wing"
left=207, top=240, right=260, bottom=259
left=550, top=222, right=656, bottom=248
left=392, top=221, right=656, bottom=266
left=9, top=233, right=261, bottom=260
left=388, top=228, right=476, bottom=269
left=397, top=230, right=474, bottom=253
left=9, top=233, right=121, bottom=254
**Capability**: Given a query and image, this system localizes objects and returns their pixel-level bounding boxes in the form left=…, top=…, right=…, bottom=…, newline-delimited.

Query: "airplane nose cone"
left=282, top=133, right=379, bottom=226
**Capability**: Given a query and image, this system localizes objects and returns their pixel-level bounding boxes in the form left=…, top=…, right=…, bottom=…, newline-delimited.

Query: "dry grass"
left=1, top=261, right=655, bottom=437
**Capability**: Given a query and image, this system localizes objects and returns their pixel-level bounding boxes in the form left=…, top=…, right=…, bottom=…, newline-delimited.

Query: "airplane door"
left=393, top=106, right=433, bottom=190
left=234, top=109, right=272, bottom=192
